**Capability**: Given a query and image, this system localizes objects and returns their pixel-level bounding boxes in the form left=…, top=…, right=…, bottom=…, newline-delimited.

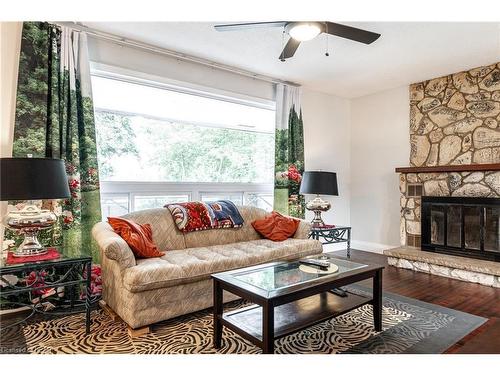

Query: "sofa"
left=92, top=206, right=323, bottom=329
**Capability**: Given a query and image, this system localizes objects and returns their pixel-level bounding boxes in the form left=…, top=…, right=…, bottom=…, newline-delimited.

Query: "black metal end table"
left=309, top=225, right=352, bottom=258
left=0, top=253, right=93, bottom=334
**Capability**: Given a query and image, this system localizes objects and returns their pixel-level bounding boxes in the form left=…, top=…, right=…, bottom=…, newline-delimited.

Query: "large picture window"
left=91, top=71, right=275, bottom=216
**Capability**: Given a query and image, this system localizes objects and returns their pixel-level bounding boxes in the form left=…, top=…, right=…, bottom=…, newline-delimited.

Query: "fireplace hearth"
left=421, top=196, right=500, bottom=262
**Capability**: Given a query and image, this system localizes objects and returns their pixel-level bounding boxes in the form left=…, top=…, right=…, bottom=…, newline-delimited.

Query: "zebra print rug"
left=0, top=287, right=486, bottom=354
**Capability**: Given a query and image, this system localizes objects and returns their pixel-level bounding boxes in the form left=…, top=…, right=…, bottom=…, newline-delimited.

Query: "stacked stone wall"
left=400, top=62, right=500, bottom=246
left=409, top=62, right=500, bottom=167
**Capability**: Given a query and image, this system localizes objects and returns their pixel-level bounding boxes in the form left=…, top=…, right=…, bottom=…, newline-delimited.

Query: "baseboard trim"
left=350, top=240, right=399, bottom=254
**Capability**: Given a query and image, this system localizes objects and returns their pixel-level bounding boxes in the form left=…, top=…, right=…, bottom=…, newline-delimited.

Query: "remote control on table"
left=299, top=258, right=330, bottom=271
left=330, top=288, right=348, bottom=297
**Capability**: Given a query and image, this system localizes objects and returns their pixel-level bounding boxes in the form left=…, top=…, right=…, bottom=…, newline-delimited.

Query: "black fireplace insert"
left=421, top=196, right=500, bottom=262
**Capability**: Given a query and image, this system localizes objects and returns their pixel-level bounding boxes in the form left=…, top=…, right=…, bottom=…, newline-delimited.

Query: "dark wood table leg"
left=85, top=261, right=92, bottom=334
left=262, top=301, right=274, bottom=354
left=213, top=279, right=223, bottom=349
left=373, top=269, right=383, bottom=332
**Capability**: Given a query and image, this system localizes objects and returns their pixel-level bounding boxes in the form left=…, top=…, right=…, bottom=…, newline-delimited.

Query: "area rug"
left=0, top=286, right=486, bottom=354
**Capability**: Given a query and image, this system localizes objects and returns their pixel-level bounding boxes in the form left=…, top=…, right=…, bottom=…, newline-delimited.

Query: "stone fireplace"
left=385, top=61, right=500, bottom=287
left=399, top=61, right=500, bottom=250
left=398, top=168, right=500, bottom=250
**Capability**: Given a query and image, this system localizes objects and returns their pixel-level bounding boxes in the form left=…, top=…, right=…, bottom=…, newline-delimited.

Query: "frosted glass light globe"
left=288, top=23, right=322, bottom=41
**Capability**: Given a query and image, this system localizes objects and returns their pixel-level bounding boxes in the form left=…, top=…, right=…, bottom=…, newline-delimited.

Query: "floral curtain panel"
left=274, top=84, right=305, bottom=218
left=7, top=22, right=101, bottom=262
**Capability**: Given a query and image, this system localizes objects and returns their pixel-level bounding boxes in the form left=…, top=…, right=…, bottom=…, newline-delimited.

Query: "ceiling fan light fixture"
left=287, top=22, right=322, bottom=42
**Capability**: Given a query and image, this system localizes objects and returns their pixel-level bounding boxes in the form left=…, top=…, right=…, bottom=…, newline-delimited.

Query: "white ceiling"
left=84, top=22, right=500, bottom=98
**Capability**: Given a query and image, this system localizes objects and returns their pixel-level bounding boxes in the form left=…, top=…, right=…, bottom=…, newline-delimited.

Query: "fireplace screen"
left=421, top=196, right=500, bottom=262
left=430, top=207, right=445, bottom=245
left=486, top=206, right=500, bottom=252
left=447, top=205, right=461, bottom=248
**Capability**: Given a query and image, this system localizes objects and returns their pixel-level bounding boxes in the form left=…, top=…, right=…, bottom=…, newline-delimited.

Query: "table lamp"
left=0, top=157, right=70, bottom=257
left=299, top=171, right=338, bottom=227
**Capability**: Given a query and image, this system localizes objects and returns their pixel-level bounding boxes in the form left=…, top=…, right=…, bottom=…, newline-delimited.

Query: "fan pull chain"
left=325, top=23, right=330, bottom=57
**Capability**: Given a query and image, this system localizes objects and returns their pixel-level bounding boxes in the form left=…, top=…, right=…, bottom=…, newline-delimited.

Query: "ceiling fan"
left=214, top=21, right=381, bottom=61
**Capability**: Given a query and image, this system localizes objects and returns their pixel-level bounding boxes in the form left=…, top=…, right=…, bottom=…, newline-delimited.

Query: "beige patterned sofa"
left=92, top=206, right=322, bottom=330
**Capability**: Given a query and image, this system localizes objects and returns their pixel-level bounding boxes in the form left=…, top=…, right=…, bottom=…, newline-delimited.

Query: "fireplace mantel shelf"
left=395, top=163, right=500, bottom=173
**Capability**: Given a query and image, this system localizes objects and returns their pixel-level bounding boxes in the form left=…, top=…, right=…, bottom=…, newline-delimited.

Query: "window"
left=134, top=194, right=190, bottom=211
left=91, top=71, right=275, bottom=216
left=200, top=193, right=244, bottom=206
left=244, top=192, right=274, bottom=211
left=101, top=194, right=129, bottom=218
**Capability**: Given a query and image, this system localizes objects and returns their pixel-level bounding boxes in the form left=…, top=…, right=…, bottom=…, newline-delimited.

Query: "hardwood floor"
left=331, top=249, right=500, bottom=354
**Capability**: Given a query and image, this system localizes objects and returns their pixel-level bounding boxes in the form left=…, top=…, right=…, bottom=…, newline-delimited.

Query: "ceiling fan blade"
left=324, top=22, right=380, bottom=44
left=279, top=37, right=301, bottom=60
left=214, top=22, right=287, bottom=32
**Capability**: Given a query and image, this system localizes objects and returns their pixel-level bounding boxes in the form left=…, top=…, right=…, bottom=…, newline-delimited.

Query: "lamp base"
left=4, top=204, right=56, bottom=257
left=13, top=228, right=48, bottom=257
left=306, top=196, right=331, bottom=227
left=310, top=211, right=326, bottom=227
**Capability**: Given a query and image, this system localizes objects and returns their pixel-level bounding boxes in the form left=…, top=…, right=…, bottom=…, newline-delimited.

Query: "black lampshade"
left=299, top=171, right=339, bottom=196
left=0, top=158, right=71, bottom=201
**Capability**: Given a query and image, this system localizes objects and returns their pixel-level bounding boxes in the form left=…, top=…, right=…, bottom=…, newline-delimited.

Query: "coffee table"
left=212, top=254, right=384, bottom=354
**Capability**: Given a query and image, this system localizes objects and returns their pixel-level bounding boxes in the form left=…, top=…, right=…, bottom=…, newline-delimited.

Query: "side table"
left=0, top=255, right=93, bottom=334
left=309, top=225, right=352, bottom=258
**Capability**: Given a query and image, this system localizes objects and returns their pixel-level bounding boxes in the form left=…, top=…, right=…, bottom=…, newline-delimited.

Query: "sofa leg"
left=127, top=325, right=151, bottom=338
left=100, top=300, right=151, bottom=337
left=99, top=300, right=120, bottom=322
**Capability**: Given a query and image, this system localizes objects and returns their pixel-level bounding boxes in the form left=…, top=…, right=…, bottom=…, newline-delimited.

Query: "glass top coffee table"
left=211, top=253, right=384, bottom=354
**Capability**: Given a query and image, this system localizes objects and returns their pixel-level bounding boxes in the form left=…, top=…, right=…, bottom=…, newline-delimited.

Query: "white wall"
left=0, top=22, right=22, bottom=250
left=349, top=86, right=410, bottom=252
left=303, top=86, right=410, bottom=253
left=0, top=22, right=21, bottom=157
left=302, top=89, right=351, bottom=250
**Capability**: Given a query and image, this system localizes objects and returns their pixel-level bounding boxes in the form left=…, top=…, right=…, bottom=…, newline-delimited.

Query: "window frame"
left=100, top=181, right=274, bottom=216
left=90, top=62, right=276, bottom=113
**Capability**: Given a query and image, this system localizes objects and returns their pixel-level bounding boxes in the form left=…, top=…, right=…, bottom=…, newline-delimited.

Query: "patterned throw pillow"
left=108, top=217, right=165, bottom=258
left=251, top=211, right=300, bottom=241
left=166, top=200, right=244, bottom=233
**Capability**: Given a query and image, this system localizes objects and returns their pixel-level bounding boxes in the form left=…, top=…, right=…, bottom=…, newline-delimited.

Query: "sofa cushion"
left=108, top=217, right=165, bottom=258
left=232, top=206, right=269, bottom=242
left=252, top=211, right=300, bottom=241
left=122, top=238, right=323, bottom=292
left=123, top=208, right=186, bottom=251
left=183, top=206, right=268, bottom=248
left=183, top=227, right=237, bottom=249
left=166, top=200, right=244, bottom=233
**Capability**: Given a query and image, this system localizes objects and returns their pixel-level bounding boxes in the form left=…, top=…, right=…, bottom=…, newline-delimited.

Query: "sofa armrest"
left=293, top=219, right=312, bottom=239
left=92, top=222, right=136, bottom=269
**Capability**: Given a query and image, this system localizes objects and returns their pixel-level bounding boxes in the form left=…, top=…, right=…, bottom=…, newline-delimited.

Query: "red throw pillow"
left=108, top=217, right=164, bottom=258
left=252, top=211, right=300, bottom=241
